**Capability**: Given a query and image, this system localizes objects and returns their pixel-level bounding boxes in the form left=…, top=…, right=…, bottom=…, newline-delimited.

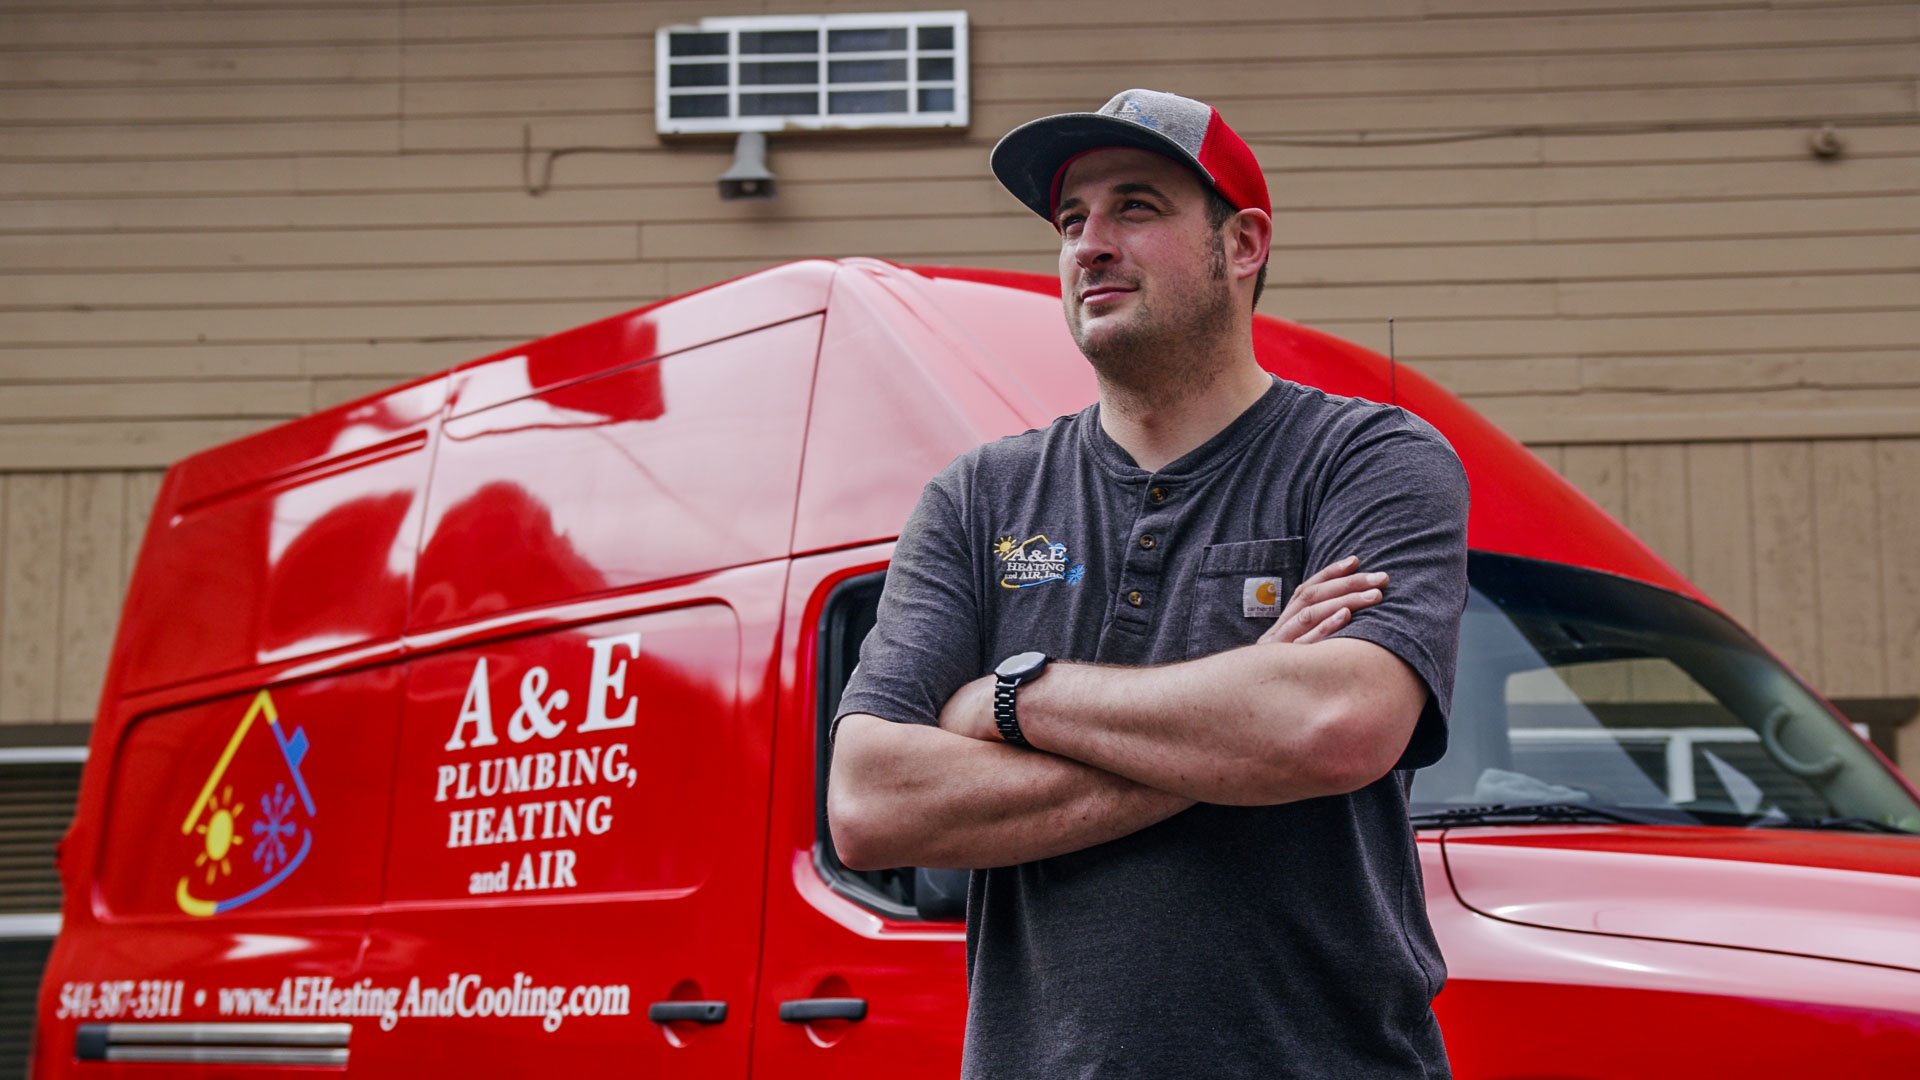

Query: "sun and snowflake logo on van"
left=994, top=534, right=1085, bottom=589
left=174, top=690, right=317, bottom=917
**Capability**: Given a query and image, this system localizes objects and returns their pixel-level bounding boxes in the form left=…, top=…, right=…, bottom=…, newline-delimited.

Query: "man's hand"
left=1257, top=555, right=1386, bottom=645
left=939, top=556, right=1387, bottom=743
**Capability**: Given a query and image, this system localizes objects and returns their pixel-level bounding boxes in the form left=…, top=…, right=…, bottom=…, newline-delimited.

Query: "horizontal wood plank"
left=1578, top=351, right=1920, bottom=392
left=0, top=118, right=399, bottom=159
left=3, top=82, right=396, bottom=124
left=1274, top=232, right=1920, bottom=285
left=0, top=419, right=277, bottom=470
left=0, top=179, right=1008, bottom=231
left=0, top=299, right=645, bottom=346
left=1407, top=356, right=1583, bottom=396
left=1310, top=309, right=1920, bottom=359
left=0, top=380, right=313, bottom=421
left=0, top=262, right=667, bottom=308
left=0, top=43, right=400, bottom=86
left=0, top=224, right=638, bottom=271
left=1536, top=194, right=1920, bottom=240
left=1469, top=386, right=1920, bottom=443
left=1553, top=272, right=1920, bottom=317
left=978, top=6, right=1920, bottom=64
left=0, top=8, right=399, bottom=49
left=988, top=41, right=1920, bottom=101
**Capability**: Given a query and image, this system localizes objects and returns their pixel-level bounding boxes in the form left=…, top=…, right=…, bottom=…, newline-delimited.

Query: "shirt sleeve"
left=830, top=466, right=986, bottom=742
left=1312, top=409, right=1471, bottom=772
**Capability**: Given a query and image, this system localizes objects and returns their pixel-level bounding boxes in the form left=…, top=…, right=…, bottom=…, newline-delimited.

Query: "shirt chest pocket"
left=1184, top=536, right=1306, bottom=660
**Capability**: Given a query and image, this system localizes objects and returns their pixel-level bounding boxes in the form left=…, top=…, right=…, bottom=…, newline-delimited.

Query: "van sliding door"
left=353, top=315, right=820, bottom=1077
left=750, top=552, right=969, bottom=1077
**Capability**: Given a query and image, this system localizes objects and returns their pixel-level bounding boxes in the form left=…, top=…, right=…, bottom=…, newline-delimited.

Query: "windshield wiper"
left=1748, top=815, right=1918, bottom=835
left=1409, top=802, right=1670, bottom=830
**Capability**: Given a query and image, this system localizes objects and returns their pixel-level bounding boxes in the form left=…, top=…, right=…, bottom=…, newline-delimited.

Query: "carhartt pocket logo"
left=1243, top=577, right=1284, bottom=618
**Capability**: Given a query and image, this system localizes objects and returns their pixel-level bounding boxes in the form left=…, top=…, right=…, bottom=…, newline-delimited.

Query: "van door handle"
left=647, top=1001, right=728, bottom=1024
left=778, top=997, right=867, bottom=1023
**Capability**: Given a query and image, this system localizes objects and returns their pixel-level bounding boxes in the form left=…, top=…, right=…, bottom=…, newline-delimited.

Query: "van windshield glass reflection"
left=1411, top=554, right=1920, bottom=834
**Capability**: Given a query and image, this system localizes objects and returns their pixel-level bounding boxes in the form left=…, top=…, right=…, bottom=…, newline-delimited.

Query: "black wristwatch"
left=992, top=651, right=1051, bottom=748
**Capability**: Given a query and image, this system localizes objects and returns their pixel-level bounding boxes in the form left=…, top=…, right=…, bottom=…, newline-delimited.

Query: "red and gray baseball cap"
left=990, top=88, right=1271, bottom=223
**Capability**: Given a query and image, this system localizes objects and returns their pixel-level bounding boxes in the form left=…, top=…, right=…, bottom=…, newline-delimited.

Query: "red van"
left=32, top=258, right=1920, bottom=1077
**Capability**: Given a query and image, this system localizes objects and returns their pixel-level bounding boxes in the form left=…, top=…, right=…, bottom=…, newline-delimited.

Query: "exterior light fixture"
left=718, top=132, right=776, bottom=200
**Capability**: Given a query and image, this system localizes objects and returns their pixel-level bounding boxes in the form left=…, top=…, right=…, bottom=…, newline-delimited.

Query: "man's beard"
left=1067, top=236, right=1237, bottom=403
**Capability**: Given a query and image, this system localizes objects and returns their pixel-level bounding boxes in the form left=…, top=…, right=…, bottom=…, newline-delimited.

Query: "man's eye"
left=1058, top=214, right=1085, bottom=231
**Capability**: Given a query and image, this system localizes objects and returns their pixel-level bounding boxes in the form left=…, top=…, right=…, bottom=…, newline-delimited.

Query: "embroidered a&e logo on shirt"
left=994, top=534, right=1085, bottom=589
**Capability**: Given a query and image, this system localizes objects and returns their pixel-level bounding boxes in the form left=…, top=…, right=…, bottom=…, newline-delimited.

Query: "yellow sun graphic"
left=194, top=785, right=247, bottom=885
left=994, top=536, right=1018, bottom=559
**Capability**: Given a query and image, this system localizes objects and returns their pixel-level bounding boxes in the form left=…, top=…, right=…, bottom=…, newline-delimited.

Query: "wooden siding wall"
left=0, top=0, right=1916, bottom=747
left=0, top=471, right=160, bottom=725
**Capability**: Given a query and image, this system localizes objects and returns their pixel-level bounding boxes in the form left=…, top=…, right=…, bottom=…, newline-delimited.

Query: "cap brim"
left=990, top=112, right=1215, bottom=222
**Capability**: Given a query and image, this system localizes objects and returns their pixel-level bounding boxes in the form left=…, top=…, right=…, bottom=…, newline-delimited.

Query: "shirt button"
left=1148, top=486, right=1168, bottom=504
left=1126, top=590, right=1144, bottom=607
left=1139, top=534, right=1156, bottom=550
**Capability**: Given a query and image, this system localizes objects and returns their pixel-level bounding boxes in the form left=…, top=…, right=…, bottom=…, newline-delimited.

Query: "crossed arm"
left=828, top=559, right=1430, bottom=871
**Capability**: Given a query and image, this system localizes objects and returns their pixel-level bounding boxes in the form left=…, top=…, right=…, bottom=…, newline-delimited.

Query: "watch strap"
left=992, top=679, right=1030, bottom=748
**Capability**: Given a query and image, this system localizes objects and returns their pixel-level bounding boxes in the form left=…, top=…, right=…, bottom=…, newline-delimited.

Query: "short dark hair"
left=1204, top=188, right=1267, bottom=312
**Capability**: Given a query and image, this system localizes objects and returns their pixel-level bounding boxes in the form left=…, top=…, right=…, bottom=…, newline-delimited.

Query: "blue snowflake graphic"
left=1065, top=563, right=1086, bottom=585
left=251, top=783, right=297, bottom=875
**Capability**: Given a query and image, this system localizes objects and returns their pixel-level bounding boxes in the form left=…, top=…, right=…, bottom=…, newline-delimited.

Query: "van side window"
left=815, top=572, right=965, bottom=921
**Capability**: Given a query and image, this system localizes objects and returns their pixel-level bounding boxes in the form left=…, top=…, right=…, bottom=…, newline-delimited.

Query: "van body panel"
left=412, top=315, right=820, bottom=629
left=348, top=560, right=786, bottom=1076
left=791, top=271, right=1027, bottom=555
left=165, top=378, right=446, bottom=514
left=752, top=547, right=965, bottom=1076
left=96, top=670, right=402, bottom=919
left=1442, top=826, right=1920, bottom=970
left=116, top=379, right=444, bottom=694
left=1429, top=863, right=1920, bottom=1076
left=41, top=669, right=401, bottom=1074
left=383, top=603, right=744, bottom=905
left=835, top=257, right=1096, bottom=427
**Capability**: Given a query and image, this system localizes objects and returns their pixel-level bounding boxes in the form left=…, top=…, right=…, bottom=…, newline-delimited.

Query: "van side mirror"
left=913, top=867, right=968, bottom=922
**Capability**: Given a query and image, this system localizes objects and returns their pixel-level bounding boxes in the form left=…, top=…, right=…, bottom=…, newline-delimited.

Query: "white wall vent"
left=656, top=11, right=969, bottom=135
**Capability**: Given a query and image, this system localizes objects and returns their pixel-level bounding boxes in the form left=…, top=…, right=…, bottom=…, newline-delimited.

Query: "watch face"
left=995, top=650, right=1049, bottom=681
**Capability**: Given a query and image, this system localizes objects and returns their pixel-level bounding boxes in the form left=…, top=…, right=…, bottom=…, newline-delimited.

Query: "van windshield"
left=1410, top=553, right=1920, bottom=834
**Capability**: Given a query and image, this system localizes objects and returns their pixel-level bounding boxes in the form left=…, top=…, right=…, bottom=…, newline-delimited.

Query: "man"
left=829, top=89, right=1469, bottom=1078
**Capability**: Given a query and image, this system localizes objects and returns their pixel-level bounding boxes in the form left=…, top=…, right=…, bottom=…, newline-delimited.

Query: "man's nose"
left=1072, top=213, right=1118, bottom=270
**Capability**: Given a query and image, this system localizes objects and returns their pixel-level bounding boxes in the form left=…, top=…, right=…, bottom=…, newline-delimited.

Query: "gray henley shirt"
left=834, top=373, right=1470, bottom=1079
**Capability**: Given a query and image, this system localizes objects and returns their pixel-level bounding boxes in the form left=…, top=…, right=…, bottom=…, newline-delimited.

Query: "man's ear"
left=1231, top=208, right=1272, bottom=288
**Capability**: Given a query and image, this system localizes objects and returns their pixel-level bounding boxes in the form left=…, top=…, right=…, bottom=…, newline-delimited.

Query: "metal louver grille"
left=657, top=11, right=968, bottom=134
left=0, top=761, right=81, bottom=915
left=1, top=937, right=55, bottom=1078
